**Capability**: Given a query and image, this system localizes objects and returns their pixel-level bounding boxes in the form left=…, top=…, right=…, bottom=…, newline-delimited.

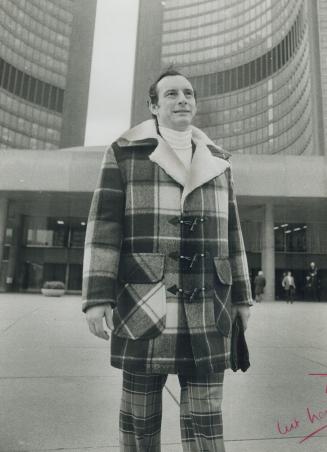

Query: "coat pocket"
left=213, top=257, right=232, bottom=337
left=113, top=253, right=166, bottom=340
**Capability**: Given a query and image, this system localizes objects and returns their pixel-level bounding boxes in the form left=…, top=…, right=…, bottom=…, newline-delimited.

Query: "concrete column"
left=6, top=213, right=23, bottom=290
left=0, top=198, right=9, bottom=289
left=262, top=202, right=275, bottom=300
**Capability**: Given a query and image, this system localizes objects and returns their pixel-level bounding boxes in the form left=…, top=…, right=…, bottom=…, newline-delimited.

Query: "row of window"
left=1, top=46, right=66, bottom=89
left=0, top=25, right=69, bottom=79
left=23, top=217, right=87, bottom=249
left=4, top=217, right=87, bottom=249
left=0, top=109, right=60, bottom=142
left=22, top=262, right=82, bottom=291
left=29, top=0, right=74, bottom=20
left=162, top=15, right=271, bottom=55
left=204, top=46, right=312, bottom=154
left=0, top=23, right=70, bottom=65
left=0, top=57, right=65, bottom=112
left=162, top=0, right=295, bottom=33
left=2, top=21, right=70, bottom=51
left=196, top=81, right=312, bottom=154
left=199, top=105, right=311, bottom=152
left=196, top=52, right=310, bottom=131
left=162, top=15, right=274, bottom=46
left=3, top=0, right=73, bottom=31
left=209, top=119, right=312, bottom=155
left=191, top=44, right=308, bottom=125
left=0, top=89, right=62, bottom=129
left=0, top=3, right=72, bottom=48
left=213, top=111, right=313, bottom=155
left=193, top=32, right=309, bottom=117
left=1, top=10, right=71, bottom=41
left=196, top=92, right=310, bottom=140
left=0, top=125, right=58, bottom=149
left=162, top=1, right=302, bottom=71
left=163, top=0, right=268, bottom=21
left=164, top=0, right=270, bottom=9
left=187, top=10, right=304, bottom=97
left=162, top=39, right=271, bottom=70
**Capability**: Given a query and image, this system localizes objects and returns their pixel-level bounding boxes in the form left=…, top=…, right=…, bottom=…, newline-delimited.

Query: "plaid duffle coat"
left=82, top=119, right=253, bottom=375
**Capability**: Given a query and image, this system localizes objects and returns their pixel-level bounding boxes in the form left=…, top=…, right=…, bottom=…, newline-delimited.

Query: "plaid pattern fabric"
left=179, top=372, right=225, bottom=452
left=119, top=370, right=225, bottom=452
left=119, top=371, right=168, bottom=451
left=82, top=119, right=253, bottom=374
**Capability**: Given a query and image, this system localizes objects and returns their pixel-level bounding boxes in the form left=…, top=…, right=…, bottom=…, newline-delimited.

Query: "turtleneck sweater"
left=159, top=126, right=192, bottom=171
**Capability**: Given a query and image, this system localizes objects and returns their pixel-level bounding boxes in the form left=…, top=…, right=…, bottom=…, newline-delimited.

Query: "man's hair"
left=148, top=68, right=196, bottom=107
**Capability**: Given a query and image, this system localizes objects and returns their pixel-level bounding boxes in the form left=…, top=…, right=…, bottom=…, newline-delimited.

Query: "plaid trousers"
left=119, top=370, right=225, bottom=452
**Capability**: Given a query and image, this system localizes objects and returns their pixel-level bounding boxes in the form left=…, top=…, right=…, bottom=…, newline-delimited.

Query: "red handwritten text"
left=276, top=418, right=300, bottom=435
left=276, top=376, right=327, bottom=444
left=306, top=406, right=327, bottom=424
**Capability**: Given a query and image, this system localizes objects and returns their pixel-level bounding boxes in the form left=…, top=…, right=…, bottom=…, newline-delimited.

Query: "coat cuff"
left=232, top=300, right=254, bottom=307
left=82, top=299, right=116, bottom=313
left=81, top=278, right=117, bottom=313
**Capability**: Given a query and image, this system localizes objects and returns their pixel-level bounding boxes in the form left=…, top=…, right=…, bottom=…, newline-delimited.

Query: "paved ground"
left=0, top=294, right=326, bottom=452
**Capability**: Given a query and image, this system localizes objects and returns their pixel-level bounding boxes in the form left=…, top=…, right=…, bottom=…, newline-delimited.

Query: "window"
left=8, top=66, right=16, bottom=92
left=274, top=223, right=307, bottom=252
left=2, top=62, right=10, bottom=89
left=70, top=220, right=87, bottom=248
left=29, top=78, right=36, bottom=103
left=14, top=70, right=23, bottom=96
left=43, top=263, right=66, bottom=285
left=250, top=61, right=256, bottom=84
left=57, top=89, right=64, bottom=112
left=68, top=264, right=82, bottom=290
left=230, top=67, right=237, bottom=91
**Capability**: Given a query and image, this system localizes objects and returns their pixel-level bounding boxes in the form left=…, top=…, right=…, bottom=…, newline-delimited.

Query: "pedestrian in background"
left=282, top=271, right=296, bottom=304
left=254, top=270, right=266, bottom=303
left=305, top=261, right=319, bottom=301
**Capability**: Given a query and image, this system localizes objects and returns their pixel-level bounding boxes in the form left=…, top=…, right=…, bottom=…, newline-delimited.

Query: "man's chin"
left=171, top=118, right=192, bottom=131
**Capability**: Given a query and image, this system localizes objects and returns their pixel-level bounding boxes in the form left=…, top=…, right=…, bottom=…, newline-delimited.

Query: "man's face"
left=149, top=75, right=197, bottom=131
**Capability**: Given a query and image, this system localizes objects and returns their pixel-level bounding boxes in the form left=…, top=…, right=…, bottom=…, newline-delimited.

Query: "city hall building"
left=0, top=0, right=327, bottom=300
left=131, top=0, right=327, bottom=300
left=0, top=0, right=97, bottom=292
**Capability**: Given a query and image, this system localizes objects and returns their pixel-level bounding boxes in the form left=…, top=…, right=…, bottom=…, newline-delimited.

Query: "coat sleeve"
left=82, top=145, right=125, bottom=313
left=227, top=166, right=253, bottom=306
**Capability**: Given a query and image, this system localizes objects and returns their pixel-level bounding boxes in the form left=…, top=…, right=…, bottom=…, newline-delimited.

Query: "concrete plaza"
left=0, top=294, right=326, bottom=452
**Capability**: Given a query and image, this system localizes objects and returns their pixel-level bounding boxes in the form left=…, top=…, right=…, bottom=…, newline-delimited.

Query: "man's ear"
left=148, top=100, right=158, bottom=117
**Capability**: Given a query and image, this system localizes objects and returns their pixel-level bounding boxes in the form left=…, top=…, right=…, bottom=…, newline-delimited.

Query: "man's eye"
left=185, top=91, right=194, bottom=97
left=167, top=91, right=177, bottom=97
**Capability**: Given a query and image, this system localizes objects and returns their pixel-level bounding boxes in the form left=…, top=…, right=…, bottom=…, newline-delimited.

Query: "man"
left=82, top=69, right=252, bottom=451
left=306, top=262, right=319, bottom=301
left=282, top=270, right=296, bottom=304
left=254, top=270, right=266, bottom=303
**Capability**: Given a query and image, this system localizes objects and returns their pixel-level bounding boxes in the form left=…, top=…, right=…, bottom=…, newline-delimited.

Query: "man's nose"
left=177, top=91, right=187, bottom=103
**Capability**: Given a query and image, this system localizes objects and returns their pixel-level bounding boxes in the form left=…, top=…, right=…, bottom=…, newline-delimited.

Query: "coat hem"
left=110, top=357, right=231, bottom=375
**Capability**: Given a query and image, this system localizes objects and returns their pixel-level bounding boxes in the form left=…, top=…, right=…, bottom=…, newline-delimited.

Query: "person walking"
left=254, top=270, right=266, bottom=303
left=282, top=271, right=296, bottom=304
left=82, top=69, right=253, bottom=451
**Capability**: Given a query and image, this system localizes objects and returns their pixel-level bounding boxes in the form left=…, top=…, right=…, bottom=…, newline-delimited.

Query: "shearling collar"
left=117, top=120, right=230, bottom=210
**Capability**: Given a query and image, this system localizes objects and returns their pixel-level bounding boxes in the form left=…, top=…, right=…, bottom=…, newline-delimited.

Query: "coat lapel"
left=117, top=120, right=187, bottom=186
left=181, top=141, right=230, bottom=209
left=148, top=136, right=187, bottom=187
left=118, top=120, right=230, bottom=209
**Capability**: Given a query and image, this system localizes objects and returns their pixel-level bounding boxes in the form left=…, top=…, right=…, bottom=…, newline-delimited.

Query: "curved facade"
left=160, top=0, right=313, bottom=155
left=0, top=0, right=96, bottom=150
left=131, top=0, right=327, bottom=300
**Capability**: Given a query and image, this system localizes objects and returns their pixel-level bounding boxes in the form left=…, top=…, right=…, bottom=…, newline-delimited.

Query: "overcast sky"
left=85, top=0, right=139, bottom=146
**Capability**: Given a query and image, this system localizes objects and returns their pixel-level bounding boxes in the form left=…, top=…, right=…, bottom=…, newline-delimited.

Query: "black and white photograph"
left=0, top=0, right=326, bottom=451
